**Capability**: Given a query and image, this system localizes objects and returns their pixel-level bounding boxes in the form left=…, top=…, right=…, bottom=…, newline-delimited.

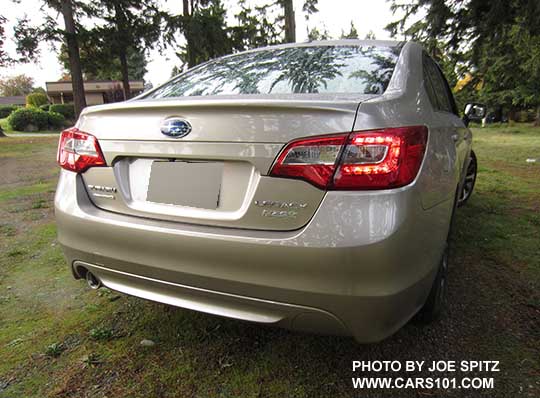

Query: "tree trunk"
left=183, top=0, right=189, bottom=16
left=60, top=0, right=86, bottom=118
left=119, top=49, right=131, bottom=100
left=508, top=108, right=517, bottom=122
left=283, top=0, right=296, bottom=43
left=113, top=3, right=131, bottom=100
left=534, top=105, right=540, bottom=127
left=0, top=126, right=5, bottom=137
left=495, top=106, right=503, bottom=122
left=183, top=0, right=196, bottom=68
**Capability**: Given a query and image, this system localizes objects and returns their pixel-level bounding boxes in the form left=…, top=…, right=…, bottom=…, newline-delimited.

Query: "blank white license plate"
left=147, top=161, right=223, bottom=209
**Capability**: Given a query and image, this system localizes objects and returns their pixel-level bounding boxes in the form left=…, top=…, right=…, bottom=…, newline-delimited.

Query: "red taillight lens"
left=57, top=128, right=106, bottom=173
left=269, top=134, right=348, bottom=189
left=333, top=126, right=428, bottom=189
left=269, top=126, right=428, bottom=190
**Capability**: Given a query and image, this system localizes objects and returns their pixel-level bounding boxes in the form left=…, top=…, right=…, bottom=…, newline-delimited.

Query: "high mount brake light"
left=57, top=128, right=106, bottom=173
left=270, top=126, right=428, bottom=190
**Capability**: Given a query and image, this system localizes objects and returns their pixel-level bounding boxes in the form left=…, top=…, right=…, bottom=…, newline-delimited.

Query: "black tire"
left=415, top=245, right=449, bottom=324
left=416, top=178, right=459, bottom=324
left=457, top=150, right=477, bottom=207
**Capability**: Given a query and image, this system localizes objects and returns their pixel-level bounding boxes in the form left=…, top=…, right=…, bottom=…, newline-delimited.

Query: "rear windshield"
left=146, top=45, right=401, bottom=98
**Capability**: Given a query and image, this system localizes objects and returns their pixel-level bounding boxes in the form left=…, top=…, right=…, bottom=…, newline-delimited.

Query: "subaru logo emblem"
left=160, top=117, right=192, bottom=138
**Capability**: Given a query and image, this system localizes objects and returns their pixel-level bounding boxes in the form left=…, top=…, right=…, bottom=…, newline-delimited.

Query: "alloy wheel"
left=458, top=151, right=477, bottom=207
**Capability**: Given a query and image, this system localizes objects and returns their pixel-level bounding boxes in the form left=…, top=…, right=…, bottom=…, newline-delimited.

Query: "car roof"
left=202, top=40, right=409, bottom=67
left=235, top=39, right=406, bottom=55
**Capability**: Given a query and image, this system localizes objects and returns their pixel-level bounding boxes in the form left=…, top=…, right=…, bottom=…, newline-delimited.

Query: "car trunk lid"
left=78, top=95, right=369, bottom=230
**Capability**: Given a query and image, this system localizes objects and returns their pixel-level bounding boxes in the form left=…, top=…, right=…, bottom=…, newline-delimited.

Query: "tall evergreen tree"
left=167, top=0, right=319, bottom=72
left=165, top=0, right=232, bottom=70
left=0, top=15, right=10, bottom=67
left=341, top=22, right=359, bottom=39
left=386, top=0, right=540, bottom=123
left=280, top=0, right=296, bottom=43
left=58, top=41, right=148, bottom=81
left=187, top=0, right=231, bottom=68
left=86, top=0, right=163, bottom=100
left=307, top=26, right=330, bottom=41
left=279, top=0, right=319, bottom=43
left=14, top=0, right=87, bottom=117
left=233, top=0, right=281, bottom=50
left=61, top=0, right=86, bottom=115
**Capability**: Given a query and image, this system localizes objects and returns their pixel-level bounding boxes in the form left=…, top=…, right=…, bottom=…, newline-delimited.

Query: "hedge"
left=49, top=104, right=75, bottom=121
left=47, top=111, right=65, bottom=128
left=26, top=92, right=48, bottom=108
left=8, top=108, right=50, bottom=131
left=39, top=104, right=50, bottom=112
left=0, top=105, right=19, bottom=119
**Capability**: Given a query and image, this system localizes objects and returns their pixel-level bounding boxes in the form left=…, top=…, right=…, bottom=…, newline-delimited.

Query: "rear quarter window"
left=422, top=54, right=458, bottom=115
left=147, top=45, right=403, bottom=98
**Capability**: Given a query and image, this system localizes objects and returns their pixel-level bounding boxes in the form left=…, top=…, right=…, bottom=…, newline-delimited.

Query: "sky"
left=0, top=0, right=401, bottom=89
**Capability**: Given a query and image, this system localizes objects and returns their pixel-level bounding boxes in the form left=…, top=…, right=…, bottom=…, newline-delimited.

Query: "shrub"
left=8, top=108, right=49, bottom=131
left=47, top=111, right=65, bottom=128
left=39, top=104, right=50, bottom=111
left=33, top=110, right=49, bottom=130
left=49, top=103, right=75, bottom=121
left=26, top=92, right=48, bottom=108
left=0, top=105, right=18, bottom=119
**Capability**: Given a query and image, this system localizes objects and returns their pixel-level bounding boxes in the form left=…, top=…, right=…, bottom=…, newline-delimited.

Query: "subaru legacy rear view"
left=55, top=40, right=479, bottom=342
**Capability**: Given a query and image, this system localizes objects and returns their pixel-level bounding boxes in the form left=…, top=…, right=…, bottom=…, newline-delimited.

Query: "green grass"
left=0, top=181, right=55, bottom=202
left=0, top=127, right=539, bottom=398
left=453, top=125, right=540, bottom=279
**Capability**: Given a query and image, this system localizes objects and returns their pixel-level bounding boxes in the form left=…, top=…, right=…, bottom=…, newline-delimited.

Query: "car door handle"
left=451, top=134, right=459, bottom=142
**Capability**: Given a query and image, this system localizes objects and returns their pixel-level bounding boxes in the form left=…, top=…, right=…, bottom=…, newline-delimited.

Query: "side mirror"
left=463, top=103, right=487, bottom=126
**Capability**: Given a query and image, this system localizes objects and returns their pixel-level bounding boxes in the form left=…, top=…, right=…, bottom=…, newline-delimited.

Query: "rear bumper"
left=55, top=170, right=452, bottom=342
left=73, top=260, right=350, bottom=335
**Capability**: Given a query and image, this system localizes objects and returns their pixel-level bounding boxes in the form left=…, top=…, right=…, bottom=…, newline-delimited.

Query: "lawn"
left=0, top=125, right=539, bottom=398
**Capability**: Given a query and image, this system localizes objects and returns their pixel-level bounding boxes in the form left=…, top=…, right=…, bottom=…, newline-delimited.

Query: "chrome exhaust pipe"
left=85, top=271, right=102, bottom=290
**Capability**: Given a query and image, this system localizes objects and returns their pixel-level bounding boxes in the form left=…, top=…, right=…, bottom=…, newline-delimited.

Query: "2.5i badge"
left=261, top=209, right=298, bottom=219
left=254, top=200, right=308, bottom=219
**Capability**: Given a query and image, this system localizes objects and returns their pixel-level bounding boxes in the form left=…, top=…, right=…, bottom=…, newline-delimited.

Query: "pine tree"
left=386, top=0, right=540, bottom=123
left=15, top=0, right=87, bottom=117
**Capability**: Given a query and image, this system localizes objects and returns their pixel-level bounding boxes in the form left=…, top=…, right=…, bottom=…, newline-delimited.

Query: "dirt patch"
left=0, top=137, right=58, bottom=186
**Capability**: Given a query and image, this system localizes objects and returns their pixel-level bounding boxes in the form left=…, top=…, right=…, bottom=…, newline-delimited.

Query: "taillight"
left=57, top=127, right=106, bottom=173
left=270, top=134, right=348, bottom=189
left=270, top=126, right=428, bottom=190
